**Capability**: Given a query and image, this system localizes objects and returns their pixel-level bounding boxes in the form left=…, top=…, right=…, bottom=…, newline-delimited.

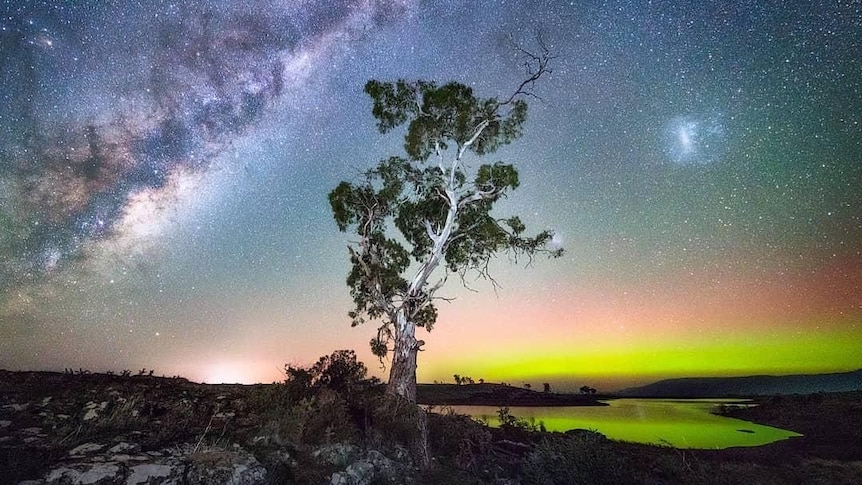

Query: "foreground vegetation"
left=2, top=352, right=861, bottom=484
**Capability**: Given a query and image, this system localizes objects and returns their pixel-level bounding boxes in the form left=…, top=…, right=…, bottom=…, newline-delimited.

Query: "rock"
left=328, top=449, right=412, bottom=485
left=365, top=450, right=394, bottom=468
left=126, top=463, right=175, bottom=484
left=184, top=446, right=267, bottom=484
left=108, top=442, right=139, bottom=454
left=45, top=462, right=121, bottom=484
left=82, top=401, right=108, bottom=421
left=331, top=460, right=374, bottom=485
left=313, top=443, right=359, bottom=468
left=69, top=443, right=105, bottom=456
left=40, top=443, right=267, bottom=485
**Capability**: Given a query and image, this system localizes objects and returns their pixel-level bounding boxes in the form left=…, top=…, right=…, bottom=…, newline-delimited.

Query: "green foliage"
left=426, top=410, right=493, bottom=475
left=252, top=351, right=378, bottom=451
left=497, top=406, right=544, bottom=433
left=330, top=77, right=563, bottom=362
left=309, top=349, right=370, bottom=394
left=283, top=350, right=374, bottom=402
left=283, top=366, right=314, bottom=404
left=523, top=432, right=639, bottom=485
left=287, top=390, right=359, bottom=446
left=359, top=393, right=433, bottom=464
left=364, top=80, right=527, bottom=160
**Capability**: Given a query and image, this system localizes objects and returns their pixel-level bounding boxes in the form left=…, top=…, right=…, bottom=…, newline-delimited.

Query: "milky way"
left=0, top=0, right=406, bottom=291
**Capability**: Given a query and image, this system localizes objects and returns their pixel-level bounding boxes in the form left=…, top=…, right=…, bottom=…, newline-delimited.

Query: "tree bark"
left=386, top=308, right=419, bottom=403
left=385, top=308, right=431, bottom=468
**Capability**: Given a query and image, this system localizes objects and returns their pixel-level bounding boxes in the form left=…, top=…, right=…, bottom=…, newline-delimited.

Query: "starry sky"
left=1, top=0, right=860, bottom=391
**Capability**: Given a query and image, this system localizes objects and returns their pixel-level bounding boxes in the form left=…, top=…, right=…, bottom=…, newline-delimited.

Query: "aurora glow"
left=452, top=400, right=802, bottom=449
left=1, top=1, right=860, bottom=391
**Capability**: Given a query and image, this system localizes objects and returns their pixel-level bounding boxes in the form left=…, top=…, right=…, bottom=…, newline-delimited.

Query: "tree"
left=329, top=42, right=560, bottom=403
left=543, top=382, right=551, bottom=393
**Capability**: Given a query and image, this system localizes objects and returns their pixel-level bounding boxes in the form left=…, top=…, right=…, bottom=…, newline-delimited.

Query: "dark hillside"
left=417, top=383, right=607, bottom=406
left=618, top=369, right=862, bottom=397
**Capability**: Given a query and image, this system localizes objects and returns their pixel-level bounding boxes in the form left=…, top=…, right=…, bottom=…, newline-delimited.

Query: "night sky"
left=1, top=0, right=860, bottom=391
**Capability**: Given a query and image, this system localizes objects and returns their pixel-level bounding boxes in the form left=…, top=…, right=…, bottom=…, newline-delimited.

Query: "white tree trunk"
left=387, top=308, right=420, bottom=402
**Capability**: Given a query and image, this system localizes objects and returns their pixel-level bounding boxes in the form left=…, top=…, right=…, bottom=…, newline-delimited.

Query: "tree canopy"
left=328, top=43, right=561, bottom=403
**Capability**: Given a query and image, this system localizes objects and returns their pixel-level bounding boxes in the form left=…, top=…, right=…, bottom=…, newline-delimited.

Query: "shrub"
left=427, top=410, right=493, bottom=473
left=298, top=389, right=359, bottom=446
left=497, top=407, right=545, bottom=434
left=365, top=394, right=425, bottom=451
left=522, top=431, right=638, bottom=485
left=283, top=349, right=377, bottom=405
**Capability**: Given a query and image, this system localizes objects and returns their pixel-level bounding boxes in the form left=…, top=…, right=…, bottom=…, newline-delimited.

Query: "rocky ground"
left=3, top=368, right=862, bottom=485
left=0, top=370, right=412, bottom=485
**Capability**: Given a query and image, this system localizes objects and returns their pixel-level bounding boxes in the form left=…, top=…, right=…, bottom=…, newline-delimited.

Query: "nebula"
left=0, top=0, right=409, bottom=293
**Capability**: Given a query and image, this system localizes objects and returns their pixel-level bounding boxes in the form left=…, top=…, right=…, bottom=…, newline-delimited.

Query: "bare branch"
left=426, top=270, right=449, bottom=299
left=500, top=33, right=555, bottom=106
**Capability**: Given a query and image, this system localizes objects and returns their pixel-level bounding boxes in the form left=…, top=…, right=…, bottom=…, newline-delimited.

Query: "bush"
left=293, top=389, right=359, bottom=446
left=427, top=410, right=493, bottom=473
left=248, top=350, right=377, bottom=451
left=523, top=431, right=638, bottom=485
left=283, top=349, right=377, bottom=405
left=364, top=394, right=425, bottom=451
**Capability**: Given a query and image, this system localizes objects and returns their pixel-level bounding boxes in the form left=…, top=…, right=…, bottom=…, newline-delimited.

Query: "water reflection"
left=445, top=399, right=801, bottom=449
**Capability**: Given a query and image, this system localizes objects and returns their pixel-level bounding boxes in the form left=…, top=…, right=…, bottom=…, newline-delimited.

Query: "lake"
left=446, top=398, right=802, bottom=449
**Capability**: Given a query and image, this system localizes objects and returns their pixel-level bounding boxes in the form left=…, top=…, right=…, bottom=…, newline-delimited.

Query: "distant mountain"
left=617, top=369, right=862, bottom=397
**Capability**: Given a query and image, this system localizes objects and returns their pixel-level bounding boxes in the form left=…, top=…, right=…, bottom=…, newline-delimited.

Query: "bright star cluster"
left=665, top=114, right=725, bottom=165
left=1, top=0, right=860, bottom=390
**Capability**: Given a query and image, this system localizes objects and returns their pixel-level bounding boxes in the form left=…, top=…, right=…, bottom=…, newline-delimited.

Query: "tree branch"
left=500, top=34, right=555, bottom=106
left=458, top=189, right=496, bottom=208
left=424, top=219, right=438, bottom=243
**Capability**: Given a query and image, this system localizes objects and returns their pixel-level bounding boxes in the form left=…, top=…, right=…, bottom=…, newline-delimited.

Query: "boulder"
left=38, top=443, right=267, bottom=485
left=328, top=449, right=413, bottom=485
left=313, top=443, right=359, bottom=468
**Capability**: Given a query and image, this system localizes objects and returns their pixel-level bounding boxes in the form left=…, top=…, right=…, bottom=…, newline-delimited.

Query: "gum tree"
left=329, top=44, right=561, bottom=403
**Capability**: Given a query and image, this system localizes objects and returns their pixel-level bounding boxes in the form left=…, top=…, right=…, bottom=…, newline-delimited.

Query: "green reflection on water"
left=448, top=398, right=801, bottom=449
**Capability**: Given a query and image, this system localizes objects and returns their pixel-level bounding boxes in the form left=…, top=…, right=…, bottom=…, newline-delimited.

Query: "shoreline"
left=416, top=382, right=609, bottom=407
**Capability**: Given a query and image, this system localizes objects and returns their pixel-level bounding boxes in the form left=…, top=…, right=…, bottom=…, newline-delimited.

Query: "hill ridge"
left=618, top=369, right=862, bottom=397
